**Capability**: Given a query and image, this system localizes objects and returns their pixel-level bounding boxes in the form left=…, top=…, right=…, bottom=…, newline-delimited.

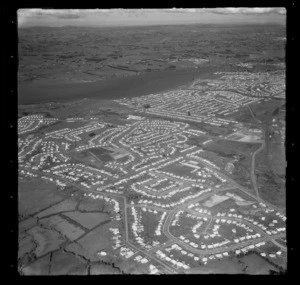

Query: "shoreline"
left=18, top=67, right=218, bottom=106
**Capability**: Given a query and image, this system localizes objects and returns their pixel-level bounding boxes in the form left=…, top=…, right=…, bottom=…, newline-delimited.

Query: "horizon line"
left=18, top=22, right=286, bottom=29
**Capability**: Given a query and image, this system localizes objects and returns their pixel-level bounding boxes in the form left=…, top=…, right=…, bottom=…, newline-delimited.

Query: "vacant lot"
left=205, top=139, right=261, bottom=157
left=187, top=258, right=243, bottom=274
left=251, top=99, right=284, bottom=123
left=230, top=155, right=254, bottom=190
left=269, top=142, right=286, bottom=178
left=162, top=163, right=193, bottom=177
left=89, top=147, right=113, bottom=156
left=238, top=253, right=280, bottom=274
left=203, top=194, right=230, bottom=208
left=255, top=149, right=285, bottom=208
left=89, top=148, right=114, bottom=163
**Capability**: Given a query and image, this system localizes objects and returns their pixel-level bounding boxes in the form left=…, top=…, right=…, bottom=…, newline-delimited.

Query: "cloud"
left=148, top=7, right=286, bottom=15
left=18, top=9, right=88, bottom=26
left=55, top=13, right=82, bottom=19
left=18, top=8, right=286, bottom=27
left=18, top=9, right=84, bottom=18
left=153, top=8, right=201, bottom=13
left=18, top=8, right=128, bottom=21
left=204, top=7, right=286, bottom=15
left=168, top=8, right=199, bottom=13
left=18, top=8, right=286, bottom=18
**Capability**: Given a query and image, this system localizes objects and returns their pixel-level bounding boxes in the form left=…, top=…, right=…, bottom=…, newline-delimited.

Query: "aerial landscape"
left=18, top=8, right=286, bottom=275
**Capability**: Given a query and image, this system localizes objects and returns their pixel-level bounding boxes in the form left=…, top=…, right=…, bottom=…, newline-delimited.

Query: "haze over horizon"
left=18, top=8, right=286, bottom=28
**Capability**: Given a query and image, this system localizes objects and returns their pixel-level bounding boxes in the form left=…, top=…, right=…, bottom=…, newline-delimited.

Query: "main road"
left=21, top=137, right=285, bottom=273
left=250, top=139, right=265, bottom=199
left=190, top=155, right=285, bottom=213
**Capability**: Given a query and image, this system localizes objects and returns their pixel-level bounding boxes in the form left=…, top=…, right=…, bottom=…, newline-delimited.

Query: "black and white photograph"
left=16, top=8, right=287, bottom=275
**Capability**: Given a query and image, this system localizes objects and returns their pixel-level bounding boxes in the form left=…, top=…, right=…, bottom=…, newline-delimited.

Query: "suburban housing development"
left=17, top=9, right=286, bottom=274
left=18, top=68, right=286, bottom=274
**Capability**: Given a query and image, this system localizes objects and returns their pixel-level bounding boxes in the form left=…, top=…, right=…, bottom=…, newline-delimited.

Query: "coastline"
left=18, top=68, right=218, bottom=106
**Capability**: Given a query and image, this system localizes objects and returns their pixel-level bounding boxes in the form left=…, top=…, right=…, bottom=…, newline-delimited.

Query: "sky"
left=18, top=8, right=286, bottom=28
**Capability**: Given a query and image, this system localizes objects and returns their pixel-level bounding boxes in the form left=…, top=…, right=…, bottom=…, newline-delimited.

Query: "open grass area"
left=62, top=212, right=110, bottom=229
left=49, top=251, right=88, bottom=275
left=238, top=253, right=280, bottom=274
left=162, top=163, right=194, bottom=177
left=169, top=213, right=210, bottom=238
left=27, top=226, right=65, bottom=257
left=186, top=258, right=243, bottom=274
left=90, top=263, right=122, bottom=275
left=89, top=147, right=113, bottom=156
left=65, top=222, right=114, bottom=262
left=269, top=142, right=286, bottom=178
left=40, top=215, right=86, bottom=241
left=202, top=197, right=241, bottom=215
left=35, top=199, right=78, bottom=219
left=21, top=254, right=52, bottom=275
left=229, top=155, right=253, bottom=190
left=255, top=149, right=285, bottom=208
left=18, top=179, right=64, bottom=219
left=250, top=99, right=284, bottom=123
left=204, top=139, right=261, bottom=157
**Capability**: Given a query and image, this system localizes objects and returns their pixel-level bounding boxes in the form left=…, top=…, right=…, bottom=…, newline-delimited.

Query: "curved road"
left=21, top=131, right=286, bottom=274
left=162, top=209, right=286, bottom=256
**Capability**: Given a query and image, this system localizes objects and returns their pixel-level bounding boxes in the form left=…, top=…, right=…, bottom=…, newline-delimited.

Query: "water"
left=18, top=68, right=213, bottom=105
